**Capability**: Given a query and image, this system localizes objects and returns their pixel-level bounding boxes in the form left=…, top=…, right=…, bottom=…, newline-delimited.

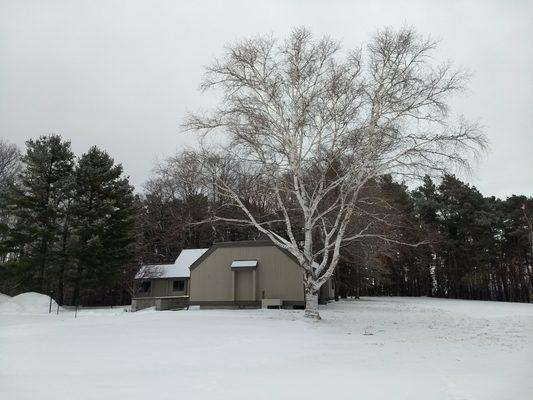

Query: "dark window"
left=141, top=281, right=151, bottom=293
left=173, top=280, right=185, bottom=291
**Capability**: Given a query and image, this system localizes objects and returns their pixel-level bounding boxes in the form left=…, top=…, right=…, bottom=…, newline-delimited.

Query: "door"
left=235, top=270, right=254, bottom=301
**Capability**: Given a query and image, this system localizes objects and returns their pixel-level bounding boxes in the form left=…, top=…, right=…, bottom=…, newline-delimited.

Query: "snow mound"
left=0, top=292, right=11, bottom=303
left=0, top=292, right=60, bottom=314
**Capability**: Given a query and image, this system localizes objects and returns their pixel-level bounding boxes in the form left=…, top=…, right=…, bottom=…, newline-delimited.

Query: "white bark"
left=304, top=291, right=320, bottom=320
left=185, top=27, right=486, bottom=319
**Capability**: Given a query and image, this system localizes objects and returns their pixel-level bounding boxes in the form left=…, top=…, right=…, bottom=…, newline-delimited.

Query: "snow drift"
left=0, top=292, right=59, bottom=314
left=0, top=292, right=11, bottom=303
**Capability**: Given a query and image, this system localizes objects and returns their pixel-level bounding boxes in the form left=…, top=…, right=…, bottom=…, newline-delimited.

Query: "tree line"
left=140, top=151, right=533, bottom=304
left=0, top=136, right=136, bottom=306
left=338, top=175, right=533, bottom=303
left=1, top=138, right=531, bottom=305
left=1, top=29, right=531, bottom=309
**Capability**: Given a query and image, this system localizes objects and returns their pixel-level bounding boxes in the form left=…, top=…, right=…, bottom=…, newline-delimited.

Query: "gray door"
left=235, top=270, right=253, bottom=301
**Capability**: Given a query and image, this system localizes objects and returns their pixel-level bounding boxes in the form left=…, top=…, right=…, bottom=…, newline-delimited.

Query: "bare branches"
left=185, top=27, right=486, bottom=305
left=0, top=139, right=20, bottom=189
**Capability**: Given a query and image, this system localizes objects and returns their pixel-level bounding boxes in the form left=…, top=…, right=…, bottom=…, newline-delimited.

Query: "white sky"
left=1, top=0, right=532, bottom=197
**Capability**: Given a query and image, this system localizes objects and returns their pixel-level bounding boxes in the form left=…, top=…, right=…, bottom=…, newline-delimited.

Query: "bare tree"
left=148, top=151, right=211, bottom=202
left=0, top=139, right=20, bottom=263
left=0, top=139, right=20, bottom=189
left=185, top=27, right=486, bottom=319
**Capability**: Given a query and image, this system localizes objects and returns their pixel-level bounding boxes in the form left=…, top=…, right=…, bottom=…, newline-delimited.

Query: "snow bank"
left=0, top=292, right=59, bottom=314
left=0, top=292, right=11, bottom=303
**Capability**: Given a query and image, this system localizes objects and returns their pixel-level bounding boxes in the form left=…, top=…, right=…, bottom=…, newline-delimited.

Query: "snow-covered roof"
left=135, top=264, right=178, bottom=279
left=230, top=260, right=258, bottom=268
left=175, top=248, right=209, bottom=269
left=136, top=248, right=209, bottom=279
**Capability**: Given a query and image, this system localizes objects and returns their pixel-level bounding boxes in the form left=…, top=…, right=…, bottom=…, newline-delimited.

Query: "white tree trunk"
left=304, top=290, right=321, bottom=320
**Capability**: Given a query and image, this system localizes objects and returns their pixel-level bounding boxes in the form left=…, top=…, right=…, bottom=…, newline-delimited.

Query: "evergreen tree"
left=437, top=175, right=488, bottom=298
left=1, top=135, right=74, bottom=293
left=497, top=195, right=533, bottom=302
left=70, top=147, right=136, bottom=305
left=412, top=176, right=441, bottom=295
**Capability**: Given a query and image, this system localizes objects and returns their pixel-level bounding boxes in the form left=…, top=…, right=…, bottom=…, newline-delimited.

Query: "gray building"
left=132, top=240, right=335, bottom=311
left=131, top=248, right=208, bottom=311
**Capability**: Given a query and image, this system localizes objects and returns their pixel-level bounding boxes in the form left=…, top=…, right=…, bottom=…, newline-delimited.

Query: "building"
left=132, top=240, right=335, bottom=311
left=131, top=248, right=208, bottom=311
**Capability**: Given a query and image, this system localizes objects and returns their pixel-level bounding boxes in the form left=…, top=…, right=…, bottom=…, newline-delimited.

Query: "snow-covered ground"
left=0, top=292, right=59, bottom=314
left=1, top=296, right=532, bottom=400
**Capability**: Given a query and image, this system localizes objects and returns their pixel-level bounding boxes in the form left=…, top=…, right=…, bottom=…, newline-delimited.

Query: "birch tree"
left=185, top=27, right=486, bottom=318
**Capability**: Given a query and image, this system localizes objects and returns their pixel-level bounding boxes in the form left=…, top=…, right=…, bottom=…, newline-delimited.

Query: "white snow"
left=174, top=248, right=208, bottom=269
left=136, top=248, right=208, bottom=279
left=135, top=263, right=179, bottom=278
left=0, top=292, right=59, bottom=314
left=1, top=297, right=532, bottom=400
left=0, top=292, right=10, bottom=303
left=230, top=259, right=258, bottom=268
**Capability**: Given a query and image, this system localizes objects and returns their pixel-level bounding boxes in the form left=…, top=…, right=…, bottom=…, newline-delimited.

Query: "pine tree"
left=412, top=176, right=443, bottom=296
left=70, top=147, right=136, bottom=305
left=498, top=195, right=533, bottom=302
left=1, top=135, right=74, bottom=292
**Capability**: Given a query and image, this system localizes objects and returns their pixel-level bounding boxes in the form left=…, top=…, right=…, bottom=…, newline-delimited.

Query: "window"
left=141, top=281, right=151, bottom=293
left=173, top=280, right=185, bottom=292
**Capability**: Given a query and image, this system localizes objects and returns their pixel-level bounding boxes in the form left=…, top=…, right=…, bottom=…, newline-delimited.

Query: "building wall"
left=131, top=297, right=157, bottom=311
left=190, top=245, right=305, bottom=305
left=131, top=296, right=189, bottom=311
left=135, top=278, right=189, bottom=298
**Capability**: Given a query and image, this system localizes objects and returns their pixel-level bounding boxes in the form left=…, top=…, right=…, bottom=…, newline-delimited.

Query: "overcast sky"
left=1, top=0, right=531, bottom=197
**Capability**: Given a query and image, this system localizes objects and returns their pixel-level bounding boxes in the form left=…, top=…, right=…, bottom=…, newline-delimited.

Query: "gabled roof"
left=174, top=248, right=209, bottom=273
left=188, top=238, right=320, bottom=271
left=189, top=240, right=277, bottom=271
left=136, top=248, right=209, bottom=279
